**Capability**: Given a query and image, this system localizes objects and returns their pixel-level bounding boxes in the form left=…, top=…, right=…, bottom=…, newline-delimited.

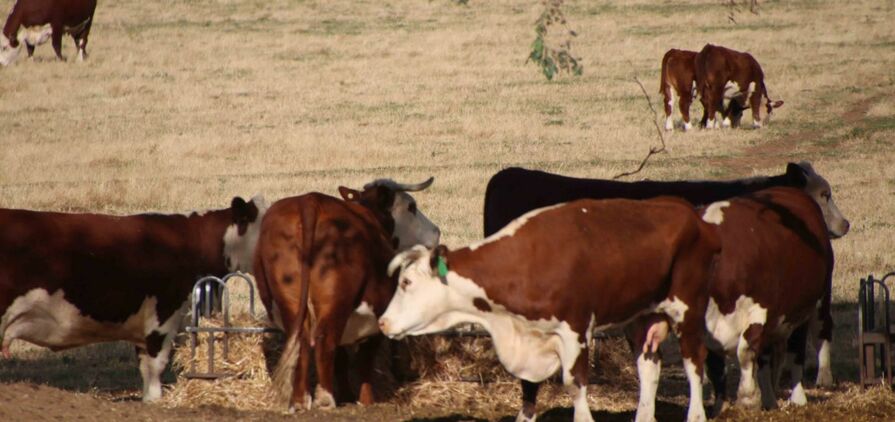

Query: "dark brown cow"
left=660, top=48, right=698, bottom=131
left=0, top=195, right=267, bottom=401
left=380, top=197, right=721, bottom=422
left=701, top=187, right=834, bottom=414
left=255, top=178, right=439, bottom=411
left=695, top=43, right=784, bottom=129
left=0, top=0, right=96, bottom=65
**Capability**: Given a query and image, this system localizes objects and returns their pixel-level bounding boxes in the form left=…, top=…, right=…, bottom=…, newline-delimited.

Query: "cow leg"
left=663, top=84, right=675, bottom=131
left=815, top=310, right=834, bottom=387
left=313, top=314, right=350, bottom=409
left=677, top=323, right=708, bottom=422
left=50, top=21, right=65, bottom=61
left=735, top=324, right=763, bottom=409
left=756, top=350, right=778, bottom=410
left=705, top=349, right=728, bottom=418
left=356, top=335, right=383, bottom=405
left=785, top=324, right=810, bottom=406
left=76, top=19, right=92, bottom=62
left=137, top=331, right=174, bottom=402
left=517, top=380, right=540, bottom=422
left=627, top=316, right=666, bottom=422
left=563, top=339, right=593, bottom=422
left=679, top=86, right=694, bottom=131
left=290, top=335, right=313, bottom=411
left=750, top=91, right=763, bottom=128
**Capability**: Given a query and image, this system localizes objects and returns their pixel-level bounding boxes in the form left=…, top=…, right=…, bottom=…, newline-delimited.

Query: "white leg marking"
left=735, top=336, right=760, bottom=409
left=314, top=385, right=336, bottom=409
left=816, top=339, right=833, bottom=387
left=684, top=358, right=707, bottom=422
left=722, top=116, right=731, bottom=128
left=516, top=410, right=537, bottom=422
left=570, top=384, right=594, bottom=422
left=635, top=354, right=661, bottom=422
left=790, top=382, right=807, bottom=406
left=140, top=337, right=172, bottom=402
left=665, top=115, right=674, bottom=131
left=683, top=121, right=692, bottom=131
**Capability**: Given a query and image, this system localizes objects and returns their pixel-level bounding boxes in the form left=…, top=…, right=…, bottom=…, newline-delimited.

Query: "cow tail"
left=659, top=50, right=672, bottom=95
left=271, top=198, right=319, bottom=408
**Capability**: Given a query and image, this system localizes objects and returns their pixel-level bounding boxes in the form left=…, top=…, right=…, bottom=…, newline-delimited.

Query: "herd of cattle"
left=0, top=161, right=848, bottom=422
left=0, top=1, right=847, bottom=422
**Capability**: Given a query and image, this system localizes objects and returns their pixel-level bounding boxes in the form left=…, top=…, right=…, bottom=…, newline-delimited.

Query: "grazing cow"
left=256, top=178, right=440, bottom=411
left=0, top=0, right=96, bottom=66
left=482, top=161, right=849, bottom=407
left=700, top=187, right=834, bottom=414
left=381, top=197, right=721, bottom=422
left=694, top=44, right=784, bottom=129
left=0, top=195, right=268, bottom=401
left=660, top=48, right=699, bottom=131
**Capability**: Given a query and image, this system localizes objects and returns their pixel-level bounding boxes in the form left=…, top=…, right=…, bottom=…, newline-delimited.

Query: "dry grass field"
left=1, top=0, right=894, bottom=420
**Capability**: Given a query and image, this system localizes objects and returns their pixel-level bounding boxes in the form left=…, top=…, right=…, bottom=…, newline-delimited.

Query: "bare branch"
left=612, top=76, right=668, bottom=180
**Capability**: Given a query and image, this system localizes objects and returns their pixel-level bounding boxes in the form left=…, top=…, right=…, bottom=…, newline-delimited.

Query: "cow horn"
left=395, top=177, right=434, bottom=192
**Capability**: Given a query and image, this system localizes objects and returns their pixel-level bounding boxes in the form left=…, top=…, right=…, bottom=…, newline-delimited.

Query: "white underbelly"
left=0, top=288, right=177, bottom=350
left=489, top=317, right=565, bottom=382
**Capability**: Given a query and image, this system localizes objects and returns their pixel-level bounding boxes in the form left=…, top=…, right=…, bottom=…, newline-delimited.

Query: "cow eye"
left=407, top=202, right=417, bottom=215
left=401, top=278, right=412, bottom=290
left=821, top=191, right=831, bottom=201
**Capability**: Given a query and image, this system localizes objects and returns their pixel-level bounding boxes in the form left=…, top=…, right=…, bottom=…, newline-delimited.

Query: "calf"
left=701, top=187, right=834, bottom=414
left=660, top=48, right=698, bottom=131
left=256, top=178, right=440, bottom=411
left=695, top=43, right=784, bottom=129
left=0, top=195, right=267, bottom=401
left=381, top=197, right=721, bottom=422
left=0, top=0, right=96, bottom=66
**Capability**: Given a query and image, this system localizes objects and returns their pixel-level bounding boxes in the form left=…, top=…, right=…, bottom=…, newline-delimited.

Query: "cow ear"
left=429, top=244, right=450, bottom=272
left=785, top=162, right=808, bottom=187
left=771, top=100, right=784, bottom=108
left=338, top=186, right=360, bottom=201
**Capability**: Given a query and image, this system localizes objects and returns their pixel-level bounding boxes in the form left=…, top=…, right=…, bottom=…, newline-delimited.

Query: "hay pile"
left=161, top=312, right=284, bottom=411
left=717, top=384, right=895, bottom=421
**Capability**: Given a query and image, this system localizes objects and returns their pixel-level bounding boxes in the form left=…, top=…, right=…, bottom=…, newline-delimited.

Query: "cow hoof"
left=789, top=383, right=808, bottom=406
left=665, top=117, right=674, bottom=131
left=735, top=394, right=760, bottom=410
left=515, top=408, right=537, bottom=422
left=683, top=121, right=692, bottom=132
left=314, top=387, right=336, bottom=410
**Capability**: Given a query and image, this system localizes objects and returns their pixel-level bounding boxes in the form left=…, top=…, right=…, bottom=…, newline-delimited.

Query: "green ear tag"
left=437, top=256, right=449, bottom=278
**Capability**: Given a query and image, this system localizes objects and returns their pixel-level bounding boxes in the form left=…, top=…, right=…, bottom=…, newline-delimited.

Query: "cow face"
left=223, top=194, right=269, bottom=272
left=764, top=99, right=784, bottom=124
left=339, top=177, right=440, bottom=251
left=379, top=245, right=457, bottom=339
left=0, top=34, right=22, bottom=66
left=786, top=162, right=850, bottom=238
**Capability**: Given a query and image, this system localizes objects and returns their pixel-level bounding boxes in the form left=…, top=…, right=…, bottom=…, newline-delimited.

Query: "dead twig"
left=612, top=76, right=667, bottom=180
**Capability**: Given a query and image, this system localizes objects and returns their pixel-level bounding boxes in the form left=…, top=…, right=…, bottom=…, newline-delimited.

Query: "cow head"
left=338, top=177, right=440, bottom=251
left=0, top=34, right=22, bottom=66
left=785, top=161, right=850, bottom=238
left=763, top=98, right=784, bottom=126
left=380, top=245, right=465, bottom=339
left=223, top=194, right=269, bottom=272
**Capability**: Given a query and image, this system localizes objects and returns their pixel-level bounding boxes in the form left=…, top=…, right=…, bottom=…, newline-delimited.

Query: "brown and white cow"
left=0, top=0, right=96, bottom=66
left=380, top=197, right=721, bottom=422
left=700, top=187, right=834, bottom=414
left=660, top=48, right=699, bottom=131
left=0, top=195, right=267, bottom=401
left=255, top=178, right=440, bottom=411
left=695, top=44, right=784, bottom=129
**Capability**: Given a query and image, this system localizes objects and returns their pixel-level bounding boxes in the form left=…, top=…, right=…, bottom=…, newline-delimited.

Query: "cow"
left=700, top=187, right=834, bottom=414
left=255, top=178, right=440, bottom=411
left=660, top=48, right=699, bottom=131
left=380, top=197, right=722, bottom=422
left=694, top=43, right=784, bottom=129
left=0, top=195, right=268, bottom=402
left=0, top=0, right=96, bottom=66
left=481, top=161, right=849, bottom=410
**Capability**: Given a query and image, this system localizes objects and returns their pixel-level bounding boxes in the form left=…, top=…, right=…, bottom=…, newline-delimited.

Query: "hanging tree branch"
left=527, top=0, right=583, bottom=80
left=612, top=76, right=668, bottom=180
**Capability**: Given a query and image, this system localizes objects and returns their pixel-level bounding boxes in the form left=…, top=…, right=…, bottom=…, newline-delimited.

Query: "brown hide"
left=659, top=48, right=698, bottom=129
left=695, top=44, right=782, bottom=128
left=255, top=192, right=396, bottom=409
left=2, top=0, right=97, bottom=60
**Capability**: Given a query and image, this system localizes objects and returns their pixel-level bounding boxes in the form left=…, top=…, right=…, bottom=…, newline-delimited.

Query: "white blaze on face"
left=0, top=34, right=22, bottom=66
left=223, top=195, right=268, bottom=273
left=469, top=203, right=565, bottom=251
left=390, top=191, right=440, bottom=251
left=701, top=201, right=730, bottom=225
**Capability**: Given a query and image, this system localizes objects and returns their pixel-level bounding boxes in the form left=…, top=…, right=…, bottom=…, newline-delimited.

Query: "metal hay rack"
left=183, top=272, right=281, bottom=379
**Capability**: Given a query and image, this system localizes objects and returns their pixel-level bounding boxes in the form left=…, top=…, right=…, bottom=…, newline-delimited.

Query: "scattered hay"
left=718, top=384, right=895, bottom=421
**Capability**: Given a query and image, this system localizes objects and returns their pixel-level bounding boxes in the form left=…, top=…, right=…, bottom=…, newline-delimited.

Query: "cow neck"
left=185, top=208, right=232, bottom=276
left=441, top=247, right=530, bottom=319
